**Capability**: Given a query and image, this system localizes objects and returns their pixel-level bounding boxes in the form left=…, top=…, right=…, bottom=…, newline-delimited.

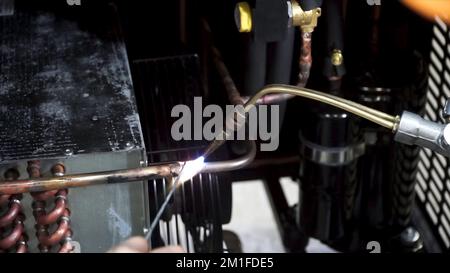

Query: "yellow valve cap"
left=234, top=2, right=252, bottom=33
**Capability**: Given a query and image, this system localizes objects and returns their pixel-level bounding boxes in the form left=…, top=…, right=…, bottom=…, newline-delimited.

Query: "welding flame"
left=178, top=156, right=205, bottom=183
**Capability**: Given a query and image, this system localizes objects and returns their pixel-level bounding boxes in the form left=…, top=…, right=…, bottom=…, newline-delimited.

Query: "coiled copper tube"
left=0, top=195, right=10, bottom=206
left=37, top=209, right=71, bottom=247
left=58, top=229, right=74, bottom=253
left=29, top=162, right=74, bottom=253
left=34, top=190, right=67, bottom=226
left=0, top=169, right=28, bottom=253
left=16, top=236, right=28, bottom=253
left=0, top=199, right=21, bottom=228
left=32, top=190, right=59, bottom=202
left=0, top=219, right=24, bottom=249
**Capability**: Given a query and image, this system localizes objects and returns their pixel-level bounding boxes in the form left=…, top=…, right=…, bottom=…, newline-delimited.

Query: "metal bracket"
left=300, top=136, right=365, bottom=166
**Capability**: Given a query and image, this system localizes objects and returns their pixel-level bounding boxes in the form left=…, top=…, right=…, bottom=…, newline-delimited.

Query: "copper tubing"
left=0, top=155, right=259, bottom=195
left=298, top=32, right=313, bottom=87
left=15, top=236, right=27, bottom=253
left=240, top=31, right=313, bottom=104
left=211, top=46, right=244, bottom=106
left=28, top=160, right=51, bottom=253
left=37, top=209, right=70, bottom=247
left=0, top=195, right=9, bottom=206
left=28, top=161, right=58, bottom=201
left=28, top=161, right=60, bottom=201
left=34, top=190, right=67, bottom=226
left=0, top=200, right=21, bottom=227
left=58, top=230, right=73, bottom=253
left=211, top=34, right=313, bottom=106
left=202, top=141, right=256, bottom=173
left=0, top=169, right=27, bottom=253
left=0, top=162, right=181, bottom=195
left=58, top=241, right=74, bottom=253
left=32, top=190, right=58, bottom=202
left=57, top=212, right=73, bottom=253
left=207, top=16, right=313, bottom=105
left=54, top=171, right=73, bottom=253
left=0, top=220, right=24, bottom=250
left=29, top=162, right=74, bottom=253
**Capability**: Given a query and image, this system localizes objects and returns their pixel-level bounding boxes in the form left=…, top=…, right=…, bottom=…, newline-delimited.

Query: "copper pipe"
left=15, top=236, right=27, bottom=253
left=29, top=162, right=74, bottom=253
left=37, top=209, right=70, bottom=247
left=58, top=241, right=74, bottom=253
left=29, top=162, right=60, bottom=201
left=0, top=163, right=181, bottom=195
left=0, top=200, right=21, bottom=228
left=0, top=155, right=256, bottom=196
left=52, top=164, right=66, bottom=176
left=56, top=206, right=73, bottom=253
left=35, top=190, right=67, bottom=226
left=202, top=141, right=256, bottom=173
left=211, top=46, right=244, bottom=106
left=27, top=161, right=41, bottom=179
left=211, top=33, right=313, bottom=106
left=0, top=220, right=24, bottom=250
left=58, top=230, right=73, bottom=253
left=53, top=165, right=74, bottom=253
left=52, top=165, right=73, bottom=253
left=29, top=161, right=52, bottom=253
left=241, top=31, right=315, bottom=104
left=298, top=32, right=312, bottom=87
left=0, top=169, right=27, bottom=252
left=244, top=31, right=314, bottom=104
left=32, top=190, right=58, bottom=201
left=0, top=195, right=9, bottom=206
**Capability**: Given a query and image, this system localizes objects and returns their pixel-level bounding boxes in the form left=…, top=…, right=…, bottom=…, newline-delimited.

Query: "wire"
left=145, top=162, right=187, bottom=243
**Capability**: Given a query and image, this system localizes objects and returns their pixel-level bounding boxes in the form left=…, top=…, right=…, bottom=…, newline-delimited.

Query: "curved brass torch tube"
left=244, top=84, right=398, bottom=130
left=203, top=84, right=398, bottom=158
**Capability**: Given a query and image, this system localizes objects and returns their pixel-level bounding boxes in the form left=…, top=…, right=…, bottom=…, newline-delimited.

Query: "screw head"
left=124, top=142, right=134, bottom=150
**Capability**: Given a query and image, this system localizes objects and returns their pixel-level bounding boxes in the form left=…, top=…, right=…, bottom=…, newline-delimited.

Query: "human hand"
left=107, top=236, right=185, bottom=253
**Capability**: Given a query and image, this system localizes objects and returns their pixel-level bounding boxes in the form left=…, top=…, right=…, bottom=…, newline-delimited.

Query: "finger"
left=107, top=245, right=142, bottom=253
left=121, top=236, right=149, bottom=252
left=107, top=236, right=149, bottom=253
left=150, top=245, right=185, bottom=253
